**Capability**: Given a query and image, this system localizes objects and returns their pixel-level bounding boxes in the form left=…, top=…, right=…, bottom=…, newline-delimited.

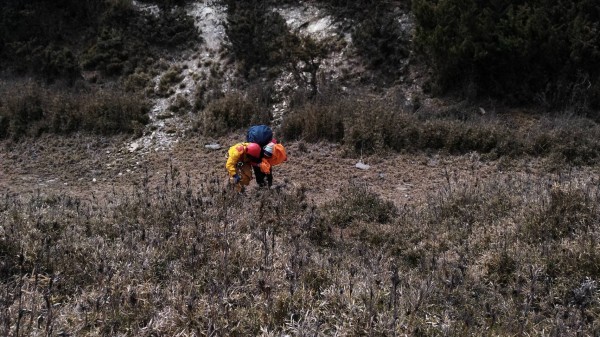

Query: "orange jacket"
left=258, top=143, right=287, bottom=174
left=226, top=142, right=256, bottom=176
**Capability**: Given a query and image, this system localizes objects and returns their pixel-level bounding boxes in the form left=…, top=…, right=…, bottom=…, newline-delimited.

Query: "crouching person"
left=253, top=142, right=287, bottom=188
left=226, top=142, right=262, bottom=193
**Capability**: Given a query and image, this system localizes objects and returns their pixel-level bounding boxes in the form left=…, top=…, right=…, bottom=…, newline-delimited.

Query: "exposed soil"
left=1, top=132, right=588, bottom=209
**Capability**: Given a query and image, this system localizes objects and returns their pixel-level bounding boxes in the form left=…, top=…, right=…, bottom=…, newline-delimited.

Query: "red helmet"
left=246, top=142, right=261, bottom=159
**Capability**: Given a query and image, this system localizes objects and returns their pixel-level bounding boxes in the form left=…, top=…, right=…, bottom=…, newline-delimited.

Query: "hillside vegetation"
left=1, top=0, right=600, bottom=336
left=413, top=0, right=600, bottom=115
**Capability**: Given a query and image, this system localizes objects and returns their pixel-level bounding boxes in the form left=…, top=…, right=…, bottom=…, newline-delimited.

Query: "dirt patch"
left=2, top=133, right=588, bottom=209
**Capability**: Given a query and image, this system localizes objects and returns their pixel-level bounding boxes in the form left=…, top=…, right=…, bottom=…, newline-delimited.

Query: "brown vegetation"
left=1, top=153, right=599, bottom=335
left=281, top=92, right=600, bottom=165
left=1, top=1, right=600, bottom=335
left=0, top=81, right=149, bottom=139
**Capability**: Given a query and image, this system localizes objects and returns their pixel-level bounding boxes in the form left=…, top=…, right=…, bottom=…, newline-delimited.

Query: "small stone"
left=355, top=161, right=370, bottom=170
left=204, top=143, right=221, bottom=150
left=129, top=142, right=141, bottom=152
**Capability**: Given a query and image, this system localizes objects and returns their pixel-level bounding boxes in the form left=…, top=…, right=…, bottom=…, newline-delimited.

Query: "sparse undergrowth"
left=0, top=81, right=149, bottom=139
left=193, top=92, right=271, bottom=136
left=1, top=165, right=599, bottom=336
left=0, top=1, right=200, bottom=82
left=281, top=92, right=600, bottom=166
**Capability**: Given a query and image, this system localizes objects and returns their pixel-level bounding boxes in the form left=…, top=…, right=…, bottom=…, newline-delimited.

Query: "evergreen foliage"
left=224, top=0, right=328, bottom=93
left=0, top=0, right=104, bottom=80
left=224, top=0, right=290, bottom=78
left=82, top=6, right=198, bottom=77
left=352, top=9, right=411, bottom=83
left=0, top=0, right=199, bottom=81
left=413, top=0, right=600, bottom=113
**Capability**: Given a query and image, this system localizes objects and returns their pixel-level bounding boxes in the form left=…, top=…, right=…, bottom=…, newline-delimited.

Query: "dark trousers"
left=253, top=166, right=273, bottom=187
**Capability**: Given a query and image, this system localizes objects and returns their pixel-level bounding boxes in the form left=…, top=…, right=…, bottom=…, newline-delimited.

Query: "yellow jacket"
left=258, top=143, right=287, bottom=174
left=226, top=142, right=255, bottom=176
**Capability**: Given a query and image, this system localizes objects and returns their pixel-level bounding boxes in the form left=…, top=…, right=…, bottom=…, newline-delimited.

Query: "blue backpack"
left=246, top=125, right=273, bottom=147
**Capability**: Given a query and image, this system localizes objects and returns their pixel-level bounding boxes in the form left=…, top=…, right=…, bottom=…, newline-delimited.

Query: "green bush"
left=137, top=0, right=190, bottom=7
left=156, top=66, right=183, bottom=97
left=319, top=0, right=404, bottom=19
left=224, top=0, right=327, bottom=84
left=413, top=0, right=600, bottom=112
left=123, top=71, right=153, bottom=92
left=0, top=0, right=105, bottom=80
left=82, top=7, right=199, bottom=77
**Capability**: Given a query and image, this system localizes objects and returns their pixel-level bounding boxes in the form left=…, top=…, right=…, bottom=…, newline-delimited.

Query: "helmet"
left=263, top=142, right=275, bottom=157
left=246, top=142, right=261, bottom=159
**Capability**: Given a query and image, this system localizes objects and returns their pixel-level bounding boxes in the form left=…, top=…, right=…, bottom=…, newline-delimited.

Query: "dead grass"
left=0, top=81, right=149, bottom=139
left=281, top=93, right=600, bottom=165
left=2, top=161, right=600, bottom=336
left=194, top=92, right=271, bottom=136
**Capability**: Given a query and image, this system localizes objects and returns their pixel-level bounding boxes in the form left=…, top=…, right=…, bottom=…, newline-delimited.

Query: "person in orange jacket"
left=253, top=142, right=287, bottom=188
left=226, top=142, right=262, bottom=192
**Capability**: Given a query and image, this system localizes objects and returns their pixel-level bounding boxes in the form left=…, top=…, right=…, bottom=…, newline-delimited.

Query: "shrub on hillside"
left=281, top=93, right=600, bottom=163
left=156, top=66, right=184, bottom=97
left=82, top=7, right=200, bottom=77
left=0, top=1, right=105, bottom=80
left=352, top=10, right=411, bottom=83
left=412, top=0, right=600, bottom=113
left=0, top=0, right=200, bottom=81
left=195, top=92, right=270, bottom=136
left=0, top=82, right=149, bottom=139
left=137, top=0, right=190, bottom=7
left=224, top=0, right=290, bottom=78
left=319, top=0, right=405, bottom=18
left=224, top=0, right=328, bottom=86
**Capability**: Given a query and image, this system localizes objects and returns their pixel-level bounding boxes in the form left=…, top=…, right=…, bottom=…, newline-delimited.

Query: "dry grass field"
left=1, top=125, right=599, bottom=336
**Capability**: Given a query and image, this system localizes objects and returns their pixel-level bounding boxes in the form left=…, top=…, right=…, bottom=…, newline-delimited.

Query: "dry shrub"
left=281, top=100, right=345, bottom=143
left=521, top=187, right=597, bottom=243
left=320, top=183, right=397, bottom=228
left=123, top=71, right=152, bottom=92
left=156, top=66, right=183, bottom=97
left=0, top=82, right=149, bottom=139
left=2, top=166, right=600, bottom=336
left=196, top=92, right=270, bottom=136
left=282, top=93, right=600, bottom=164
left=168, top=94, right=191, bottom=114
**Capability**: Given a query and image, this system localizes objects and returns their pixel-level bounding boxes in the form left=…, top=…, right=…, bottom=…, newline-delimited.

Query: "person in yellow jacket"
left=253, top=142, right=287, bottom=188
left=226, top=142, right=262, bottom=192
